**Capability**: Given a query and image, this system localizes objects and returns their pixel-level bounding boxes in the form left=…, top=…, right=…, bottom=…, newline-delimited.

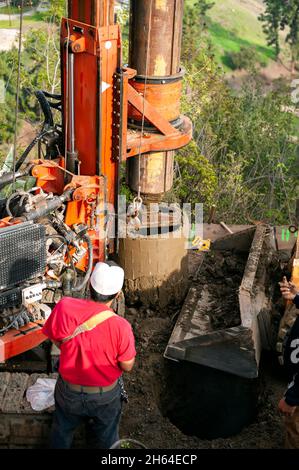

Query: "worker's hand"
left=278, top=398, right=297, bottom=416
left=279, top=276, right=299, bottom=301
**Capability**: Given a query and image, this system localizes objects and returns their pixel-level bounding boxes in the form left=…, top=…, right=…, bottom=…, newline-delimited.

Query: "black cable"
left=35, top=90, right=54, bottom=128
left=7, top=192, right=31, bottom=218
left=0, top=167, right=30, bottom=191
left=14, top=89, right=59, bottom=171
left=6, top=192, right=20, bottom=217
left=15, top=131, right=47, bottom=171
left=0, top=309, right=26, bottom=335
left=46, top=234, right=77, bottom=284
left=72, top=234, right=93, bottom=292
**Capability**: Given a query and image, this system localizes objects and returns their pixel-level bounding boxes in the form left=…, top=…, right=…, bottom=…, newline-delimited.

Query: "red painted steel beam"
left=0, top=323, right=47, bottom=362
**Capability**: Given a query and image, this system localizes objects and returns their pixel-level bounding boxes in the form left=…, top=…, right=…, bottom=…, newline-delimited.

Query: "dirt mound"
left=193, top=250, right=248, bottom=330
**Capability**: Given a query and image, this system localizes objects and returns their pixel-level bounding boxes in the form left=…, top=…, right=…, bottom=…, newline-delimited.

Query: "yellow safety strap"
left=60, top=310, right=116, bottom=345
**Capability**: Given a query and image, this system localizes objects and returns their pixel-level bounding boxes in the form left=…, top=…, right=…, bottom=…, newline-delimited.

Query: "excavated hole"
left=160, top=360, right=260, bottom=439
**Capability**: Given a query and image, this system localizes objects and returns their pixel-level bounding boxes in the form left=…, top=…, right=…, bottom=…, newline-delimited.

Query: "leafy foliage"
left=174, top=141, right=217, bottom=209
left=175, top=2, right=299, bottom=224
left=0, top=25, right=60, bottom=161
left=181, top=57, right=298, bottom=222
left=258, top=0, right=283, bottom=58
left=0, top=0, right=297, bottom=226
left=10, top=1, right=38, bottom=6
left=227, top=46, right=267, bottom=71
left=0, top=53, right=17, bottom=145
left=182, top=0, right=214, bottom=66
left=44, top=0, right=66, bottom=23
left=259, top=0, right=299, bottom=68
left=116, top=0, right=129, bottom=64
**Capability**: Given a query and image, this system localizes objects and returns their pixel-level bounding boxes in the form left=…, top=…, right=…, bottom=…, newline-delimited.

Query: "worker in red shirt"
left=42, top=261, right=136, bottom=449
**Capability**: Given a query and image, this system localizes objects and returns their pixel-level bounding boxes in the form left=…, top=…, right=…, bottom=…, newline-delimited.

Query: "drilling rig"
left=0, top=0, right=192, bottom=362
left=0, top=0, right=294, bottom=442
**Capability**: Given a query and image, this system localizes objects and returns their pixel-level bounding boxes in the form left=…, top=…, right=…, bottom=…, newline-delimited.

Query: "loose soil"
left=192, top=250, right=248, bottom=330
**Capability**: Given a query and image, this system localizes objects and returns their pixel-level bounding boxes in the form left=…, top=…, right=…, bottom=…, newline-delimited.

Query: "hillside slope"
left=205, top=0, right=276, bottom=69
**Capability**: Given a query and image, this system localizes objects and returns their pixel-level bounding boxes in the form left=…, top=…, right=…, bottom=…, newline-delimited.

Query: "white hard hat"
left=90, top=262, right=124, bottom=296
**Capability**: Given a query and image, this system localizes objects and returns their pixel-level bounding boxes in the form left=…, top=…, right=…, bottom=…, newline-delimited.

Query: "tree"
left=0, top=26, right=61, bottom=160
left=281, top=0, right=299, bottom=71
left=258, top=0, right=283, bottom=58
left=46, top=0, right=66, bottom=23
left=182, top=0, right=214, bottom=64
left=10, top=1, right=39, bottom=6
left=0, top=53, right=18, bottom=146
left=228, top=46, right=267, bottom=71
left=259, top=0, right=299, bottom=71
left=176, top=39, right=299, bottom=224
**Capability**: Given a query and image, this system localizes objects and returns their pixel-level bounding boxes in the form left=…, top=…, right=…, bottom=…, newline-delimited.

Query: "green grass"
left=208, top=0, right=275, bottom=70
left=0, top=6, right=32, bottom=14
left=209, top=21, right=276, bottom=69
left=0, top=12, right=46, bottom=29
left=187, top=0, right=278, bottom=70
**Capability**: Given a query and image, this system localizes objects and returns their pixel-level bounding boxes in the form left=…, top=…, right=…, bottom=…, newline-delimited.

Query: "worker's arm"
left=279, top=316, right=299, bottom=414
left=279, top=276, right=299, bottom=301
left=118, top=357, right=135, bottom=372
left=117, top=319, right=136, bottom=372
left=284, top=372, right=299, bottom=407
left=279, top=373, right=299, bottom=416
left=278, top=397, right=297, bottom=416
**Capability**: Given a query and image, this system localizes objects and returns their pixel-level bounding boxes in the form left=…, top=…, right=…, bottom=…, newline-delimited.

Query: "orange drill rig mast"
left=62, top=0, right=119, bottom=205
left=0, top=0, right=191, bottom=362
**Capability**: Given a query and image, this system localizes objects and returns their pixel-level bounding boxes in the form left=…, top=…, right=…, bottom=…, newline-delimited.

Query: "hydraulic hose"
left=72, top=234, right=93, bottom=292
left=0, top=161, right=34, bottom=191
left=47, top=232, right=93, bottom=293
left=0, top=308, right=27, bottom=335
left=21, top=188, right=74, bottom=221
left=46, top=233, right=77, bottom=284
left=35, top=90, right=54, bottom=128
left=15, top=132, right=44, bottom=172
left=15, top=90, right=59, bottom=171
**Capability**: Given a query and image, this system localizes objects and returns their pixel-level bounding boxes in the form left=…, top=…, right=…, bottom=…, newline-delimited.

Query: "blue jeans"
left=50, top=376, right=122, bottom=449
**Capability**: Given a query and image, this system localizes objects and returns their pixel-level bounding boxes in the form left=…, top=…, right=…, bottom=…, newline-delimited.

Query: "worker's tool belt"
left=62, top=377, right=118, bottom=394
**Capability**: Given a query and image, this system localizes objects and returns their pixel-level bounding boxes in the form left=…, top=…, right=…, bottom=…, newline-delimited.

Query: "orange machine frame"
left=61, top=0, right=192, bottom=221
left=0, top=0, right=192, bottom=362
